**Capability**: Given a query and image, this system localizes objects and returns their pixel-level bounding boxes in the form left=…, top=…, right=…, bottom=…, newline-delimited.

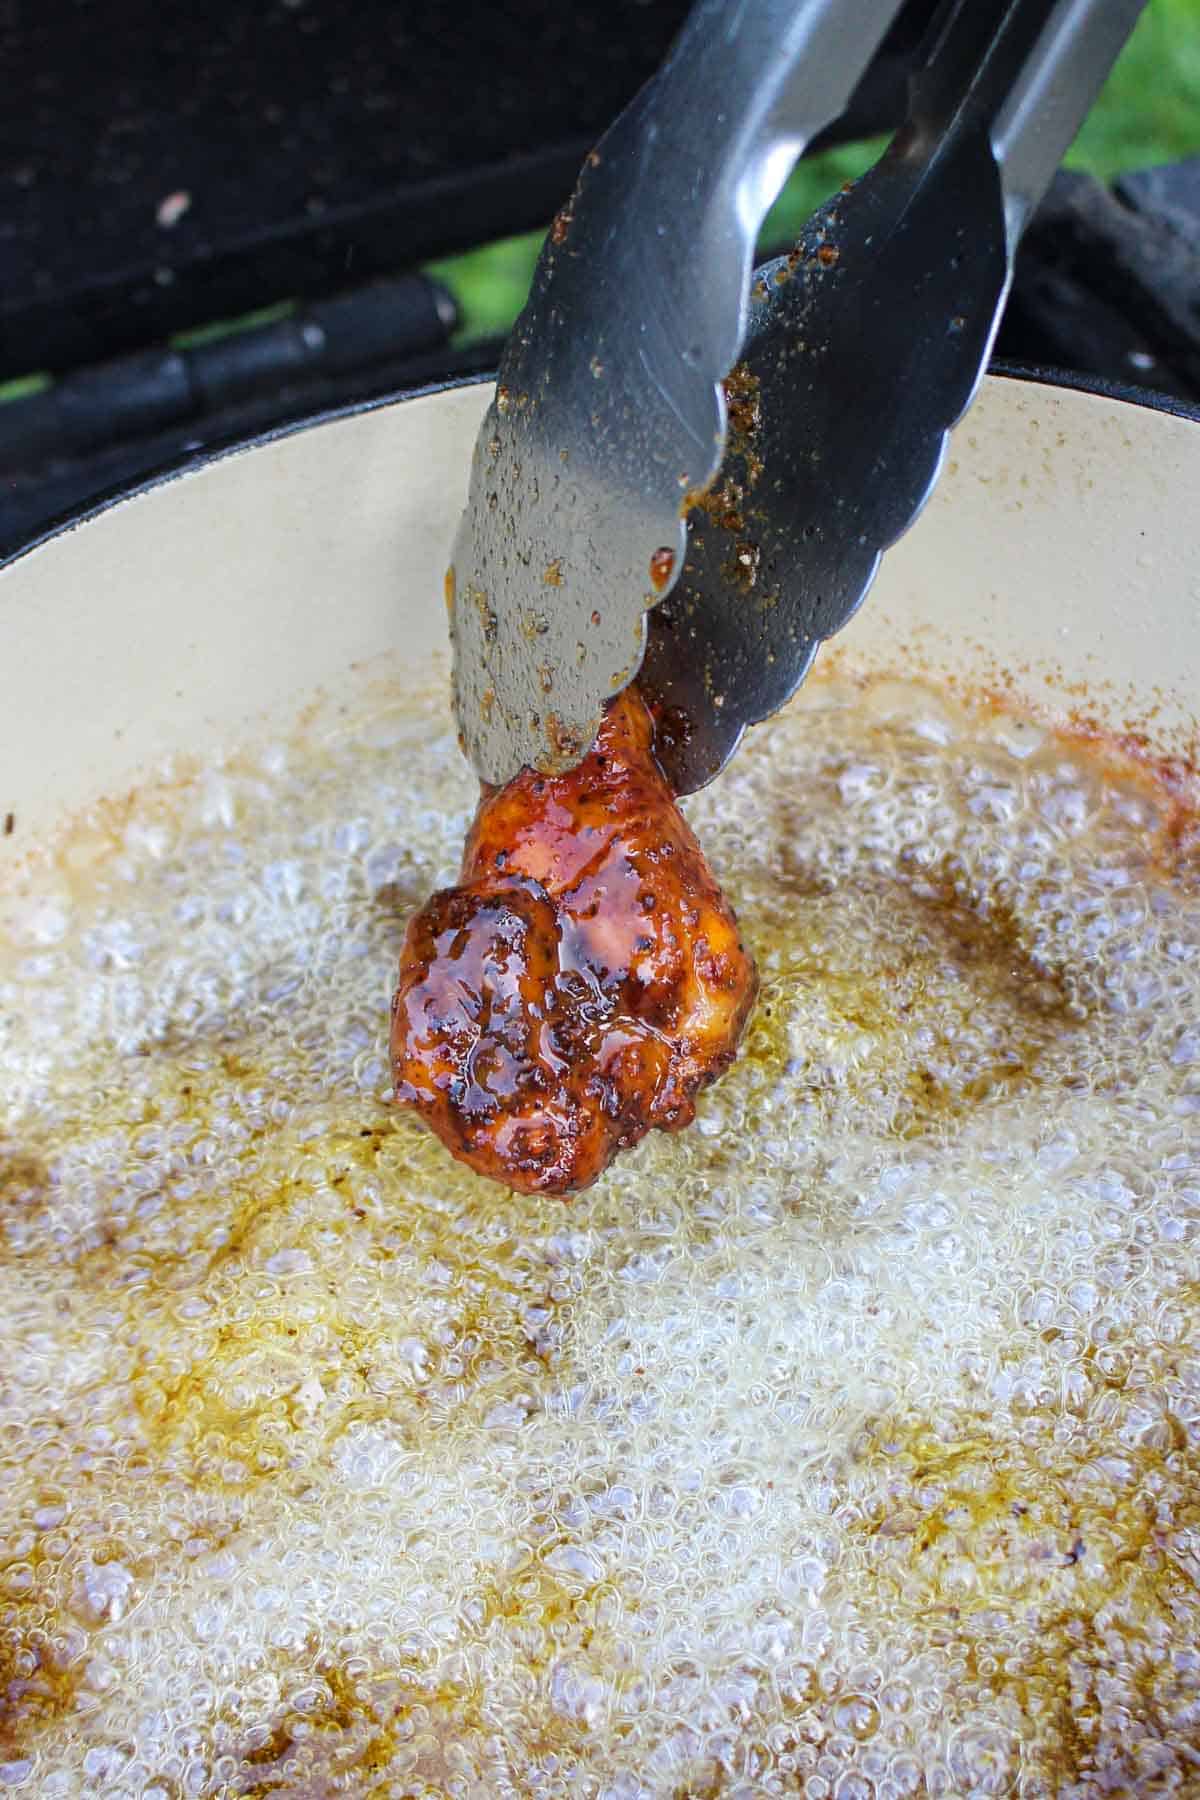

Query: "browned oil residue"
left=231, top=1617, right=598, bottom=1799
left=684, top=363, right=766, bottom=543
left=550, top=202, right=573, bottom=246
left=0, top=1605, right=84, bottom=1761
left=648, top=547, right=675, bottom=592
left=0, top=1149, right=49, bottom=1216
left=118, top=1104, right=565, bottom=1467
left=724, top=537, right=761, bottom=595
left=852, top=1314, right=1200, bottom=1796
left=545, top=711, right=585, bottom=762
left=231, top=1655, right=485, bottom=1797
left=692, top=478, right=747, bottom=536
left=1059, top=708, right=1200, bottom=876
left=740, top=854, right=1087, bottom=1144
left=680, top=363, right=766, bottom=525
left=723, top=363, right=761, bottom=445
left=469, top=584, right=498, bottom=646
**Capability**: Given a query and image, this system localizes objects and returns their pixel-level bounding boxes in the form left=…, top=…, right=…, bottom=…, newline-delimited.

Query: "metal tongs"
left=448, top=0, right=1146, bottom=794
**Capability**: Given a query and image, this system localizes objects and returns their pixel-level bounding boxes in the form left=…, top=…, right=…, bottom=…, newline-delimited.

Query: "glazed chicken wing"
left=390, top=686, right=758, bottom=1194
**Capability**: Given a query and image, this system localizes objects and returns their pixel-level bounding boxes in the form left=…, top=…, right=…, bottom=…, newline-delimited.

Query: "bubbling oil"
left=1, top=670, right=1199, bottom=1799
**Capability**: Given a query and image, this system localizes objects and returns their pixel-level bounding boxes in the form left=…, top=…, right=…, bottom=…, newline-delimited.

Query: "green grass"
left=0, top=303, right=299, bottom=407
left=168, top=299, right=296, bottom=351
left=424, top=233, right=548, bottom=345
left=0, top=371, right=51, bottom=405
left=430, top=0, right=1200, bottom=346
left=1066, top=0, right=1200, bottom=176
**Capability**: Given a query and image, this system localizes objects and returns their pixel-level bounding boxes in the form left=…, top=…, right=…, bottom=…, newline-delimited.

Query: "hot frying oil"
left=1, top=671, right=1199, bottom=1797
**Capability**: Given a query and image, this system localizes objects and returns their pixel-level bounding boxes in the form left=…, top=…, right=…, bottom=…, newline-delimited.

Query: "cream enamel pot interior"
left=3, top=373, right=1200, bottom=1799
left=2, top=370, right=1199, bottom=855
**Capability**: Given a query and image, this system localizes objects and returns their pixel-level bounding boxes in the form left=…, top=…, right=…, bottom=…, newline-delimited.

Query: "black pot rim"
left=989, top=359, right=1200, bottom=427
left=5, top=360, right=1200, bottom=572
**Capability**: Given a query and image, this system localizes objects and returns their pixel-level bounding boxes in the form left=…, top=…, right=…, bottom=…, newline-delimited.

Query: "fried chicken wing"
left=390, top=686, right=758, bottom=1194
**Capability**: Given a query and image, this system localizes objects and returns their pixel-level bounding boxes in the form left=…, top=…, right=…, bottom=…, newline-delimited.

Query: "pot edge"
left=2, top=362, right=1198, bottom=575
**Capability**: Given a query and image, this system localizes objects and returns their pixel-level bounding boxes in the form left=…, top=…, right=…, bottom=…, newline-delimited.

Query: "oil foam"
left=1, top=671, right=1198, bottom=1798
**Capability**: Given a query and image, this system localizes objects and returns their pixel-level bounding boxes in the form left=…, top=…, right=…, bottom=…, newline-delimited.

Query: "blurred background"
left=2, top=0, right=1198, bottom=558
left=430, top=0, right=1200, bottom=345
